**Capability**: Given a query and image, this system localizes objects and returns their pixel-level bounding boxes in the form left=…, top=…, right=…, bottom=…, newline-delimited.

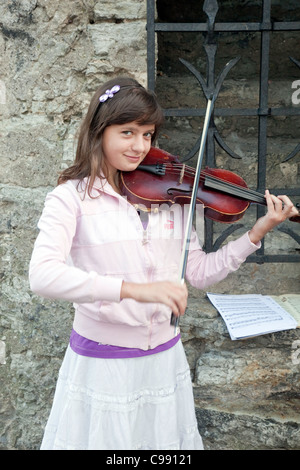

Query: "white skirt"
left=40, top=340, right=204, bottom=450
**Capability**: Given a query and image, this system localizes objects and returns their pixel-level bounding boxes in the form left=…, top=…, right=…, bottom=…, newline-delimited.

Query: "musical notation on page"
left=207, top=293, right=298, bottom=340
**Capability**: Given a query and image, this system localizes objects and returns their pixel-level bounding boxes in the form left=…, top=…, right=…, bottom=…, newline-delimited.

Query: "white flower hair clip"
left=99, top=85, right=121, bottom=103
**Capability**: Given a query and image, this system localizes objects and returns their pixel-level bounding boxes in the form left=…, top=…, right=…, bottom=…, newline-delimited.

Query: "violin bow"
left=171, top=94, right=215, bottom=330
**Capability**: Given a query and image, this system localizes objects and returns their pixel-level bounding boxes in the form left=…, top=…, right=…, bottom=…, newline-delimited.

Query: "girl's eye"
left=144, top=132, right=154, bottom=139
left=121, top=128, right=154, bottom=138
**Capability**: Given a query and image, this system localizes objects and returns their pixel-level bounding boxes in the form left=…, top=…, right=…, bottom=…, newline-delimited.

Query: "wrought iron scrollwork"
left=147, top=0, right=300, bottom=262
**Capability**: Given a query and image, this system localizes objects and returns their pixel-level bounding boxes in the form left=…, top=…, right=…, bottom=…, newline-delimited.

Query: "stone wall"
left=0, top=0, right=148, bottom=450
left=0, top=0, right=299, bottom=450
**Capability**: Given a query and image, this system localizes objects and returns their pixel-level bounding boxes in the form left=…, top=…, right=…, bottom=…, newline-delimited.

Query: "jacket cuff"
left=93, top=274, right=123, bottom=302
left=235, top=231, right=261, bottom=259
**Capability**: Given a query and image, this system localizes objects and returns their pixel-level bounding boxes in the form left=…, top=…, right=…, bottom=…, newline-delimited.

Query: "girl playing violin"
left=29, top=77, right=298, bottom=450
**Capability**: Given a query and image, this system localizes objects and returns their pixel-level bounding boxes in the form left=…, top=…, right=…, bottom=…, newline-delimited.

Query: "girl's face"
left=101, top=121, right=155, bottom=183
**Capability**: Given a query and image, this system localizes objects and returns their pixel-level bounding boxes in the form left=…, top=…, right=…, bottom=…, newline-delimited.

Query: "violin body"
left=120, top=147, right=251, bottom=223
left=120, top=147, right=299, bottom=224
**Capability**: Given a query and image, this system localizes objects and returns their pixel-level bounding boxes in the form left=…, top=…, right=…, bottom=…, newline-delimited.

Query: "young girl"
left=29, top=77, right=298, bottom=450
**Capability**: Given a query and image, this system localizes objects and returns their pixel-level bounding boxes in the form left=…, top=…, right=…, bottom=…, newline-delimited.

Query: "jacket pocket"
left=97, top=298, right=152, bottom=326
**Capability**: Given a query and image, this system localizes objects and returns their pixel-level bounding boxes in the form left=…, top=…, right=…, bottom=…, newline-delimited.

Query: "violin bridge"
left=179, top=164, right=185, bottom=185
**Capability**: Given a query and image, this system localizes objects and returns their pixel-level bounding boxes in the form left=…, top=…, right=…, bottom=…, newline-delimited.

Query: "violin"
left=120, top=146, right=300, bottom=224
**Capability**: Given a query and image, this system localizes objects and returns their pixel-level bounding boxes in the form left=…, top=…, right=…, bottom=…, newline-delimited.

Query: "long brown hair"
left=58, top=77, right=164, bottom=196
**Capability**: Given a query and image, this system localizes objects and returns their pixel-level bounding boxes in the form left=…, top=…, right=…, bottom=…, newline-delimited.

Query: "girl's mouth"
left=125, top=155, right=142, bottom=162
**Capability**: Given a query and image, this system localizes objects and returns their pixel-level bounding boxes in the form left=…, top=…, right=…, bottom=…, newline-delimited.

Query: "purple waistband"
left=69, top=329, right=180, bottom=359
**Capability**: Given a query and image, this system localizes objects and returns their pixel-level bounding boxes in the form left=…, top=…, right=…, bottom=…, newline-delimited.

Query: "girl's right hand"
left=120, top=281, right=188, bottom=318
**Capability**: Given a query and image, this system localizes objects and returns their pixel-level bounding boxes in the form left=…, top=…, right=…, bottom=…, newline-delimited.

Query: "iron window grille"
left=146, top=0, right=300, bottom=263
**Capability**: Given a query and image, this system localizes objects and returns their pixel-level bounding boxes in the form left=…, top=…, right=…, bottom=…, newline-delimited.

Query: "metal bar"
left=273, top=22, right=300, bottom=31
left=154, top=22, right=300, bottom=32
left=163, top=108, right=300, bottom=117
left=257, top=0, right=270, bottom=195
left=246, top=254, right=300, bottom=263
left=146, top=0, right=156, bottom=91
left=255, top=0, right=272, bottom=259
left=155, top=22, right=262, bottom=32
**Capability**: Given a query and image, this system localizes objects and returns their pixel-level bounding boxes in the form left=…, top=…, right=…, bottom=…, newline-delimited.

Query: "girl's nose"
left=131, top=134, right=148, bottom=154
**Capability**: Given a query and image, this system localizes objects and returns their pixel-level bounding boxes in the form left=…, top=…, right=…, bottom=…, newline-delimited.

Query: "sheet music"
left=270, top=295, right=300, bottom=326
left=207, top=293, right=298, bottom=340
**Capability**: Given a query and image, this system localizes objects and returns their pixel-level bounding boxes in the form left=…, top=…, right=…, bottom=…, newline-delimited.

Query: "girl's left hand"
left=249, top=190, right=299, bottom=244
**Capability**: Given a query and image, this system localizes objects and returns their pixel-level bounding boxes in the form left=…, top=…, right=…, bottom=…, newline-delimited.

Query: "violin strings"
left=204, top=175, right=266, bottom=204
left=159, top=163, right=266, bottom=204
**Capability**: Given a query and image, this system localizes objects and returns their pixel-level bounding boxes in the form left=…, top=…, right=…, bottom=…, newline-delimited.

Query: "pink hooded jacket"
left=29, top=177, right=260, bottom=350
